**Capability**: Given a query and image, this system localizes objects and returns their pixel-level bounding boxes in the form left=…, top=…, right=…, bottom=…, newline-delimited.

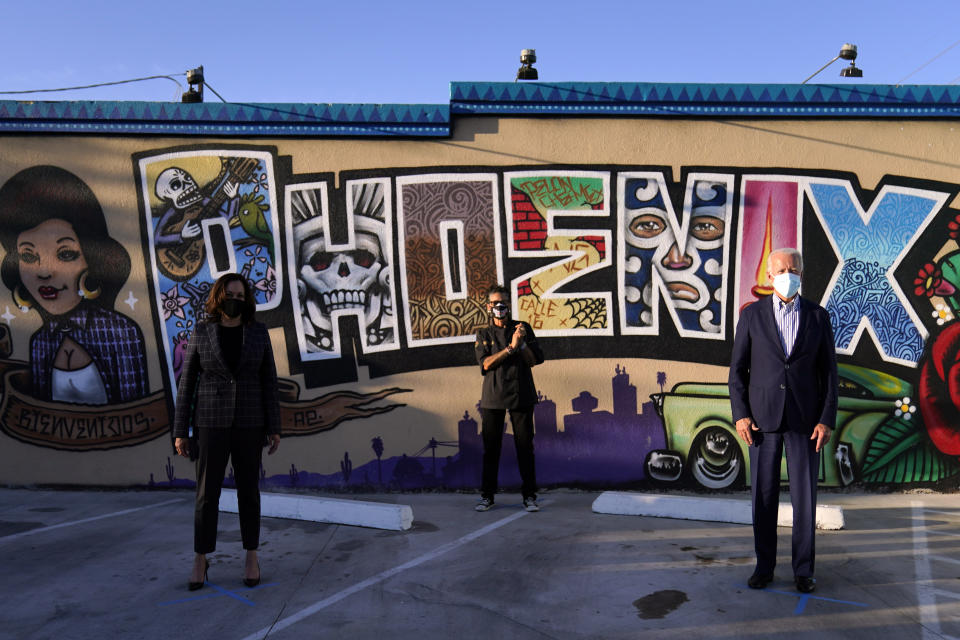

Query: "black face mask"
left=221, top=298, right=244, bottom=319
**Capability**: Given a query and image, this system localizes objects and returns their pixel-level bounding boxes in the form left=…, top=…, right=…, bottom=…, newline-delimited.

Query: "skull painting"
left=155, top=167, right=202, bottom=210
left=300, top=229, right=384, bottom=316
left=290, top=180, right=397, bottom=356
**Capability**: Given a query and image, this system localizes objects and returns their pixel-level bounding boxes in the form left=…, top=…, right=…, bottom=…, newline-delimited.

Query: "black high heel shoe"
left=188, top=559, right=209, bottom=591
left=243, top=561, right=260, bottom=588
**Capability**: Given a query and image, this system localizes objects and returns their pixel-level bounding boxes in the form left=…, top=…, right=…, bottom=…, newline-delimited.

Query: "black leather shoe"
left=747, top=572, right=773, bottom=589
left=795, top=576, right=816, bottom=593
left=243, top=561, right=261, bottom=588
left=188, top=559, right=209, bottom=591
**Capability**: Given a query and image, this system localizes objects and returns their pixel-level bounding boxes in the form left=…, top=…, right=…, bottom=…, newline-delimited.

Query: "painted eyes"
left=308, top=251, right=333, bottom=271
left=629, top=214, right=666, bottom=238
left=690, top=216, right=725, bottom=241
left=18, top=248, right=81, bottom=264
left=629, top=215, right=724, bottom=241
left=307, top=250, right=377, bottom=271
left=352, top=250, right=376, bottom=268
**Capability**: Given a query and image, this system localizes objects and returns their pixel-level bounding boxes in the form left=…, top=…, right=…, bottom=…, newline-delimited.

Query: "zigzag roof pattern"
left=1, top=82, right=959, bottom=136
left=0, top=101, right=451, bottom=136
left=449, top=82, right=960, bottom=117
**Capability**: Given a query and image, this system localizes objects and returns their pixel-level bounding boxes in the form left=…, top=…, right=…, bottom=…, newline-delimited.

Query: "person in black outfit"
left=473, top=284, right=545, bottom=512
left=173, top=273, right=281, bottom=590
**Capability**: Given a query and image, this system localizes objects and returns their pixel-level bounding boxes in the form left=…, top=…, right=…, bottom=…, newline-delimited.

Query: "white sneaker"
left=475, top=497, right=494, bottom=512
left=523, top=497, right=540, bottom=512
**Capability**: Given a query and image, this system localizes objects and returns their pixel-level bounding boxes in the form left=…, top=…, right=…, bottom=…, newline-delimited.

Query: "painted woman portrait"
left=0, top=165, right=148, bottom=404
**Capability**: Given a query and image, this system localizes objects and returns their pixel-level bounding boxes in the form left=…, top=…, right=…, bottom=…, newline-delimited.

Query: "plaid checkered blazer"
left=172, top=321, right=281, bottom=438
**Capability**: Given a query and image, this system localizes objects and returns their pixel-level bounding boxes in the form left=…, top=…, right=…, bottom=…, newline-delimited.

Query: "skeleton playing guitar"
left=156, top=157, right=259, bottom=281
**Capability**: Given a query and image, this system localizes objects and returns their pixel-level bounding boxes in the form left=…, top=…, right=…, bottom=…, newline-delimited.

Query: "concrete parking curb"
left=219, top=489, right=414, bottom=530
left=591, top=491, right=845, bottom=530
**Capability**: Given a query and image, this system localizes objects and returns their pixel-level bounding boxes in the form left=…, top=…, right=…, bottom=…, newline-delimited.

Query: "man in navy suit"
left=728, top=247, right=838, bottom=594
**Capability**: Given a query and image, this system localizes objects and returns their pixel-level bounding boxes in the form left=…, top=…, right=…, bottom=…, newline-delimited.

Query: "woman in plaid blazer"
left=173, top=273, right=281, bottom=591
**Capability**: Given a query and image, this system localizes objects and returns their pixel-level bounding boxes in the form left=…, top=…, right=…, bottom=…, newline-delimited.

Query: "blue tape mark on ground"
left=758, top=586, right=871, bottom=615
left=158, top=581, right=277, bottom=607
left=206, top=582, right=257, bottom=606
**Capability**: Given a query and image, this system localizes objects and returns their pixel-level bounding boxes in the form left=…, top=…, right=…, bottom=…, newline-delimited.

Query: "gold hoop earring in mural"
left=77, top=271, right=101, bottom=300
left=13, top=284, right=33, bottom=312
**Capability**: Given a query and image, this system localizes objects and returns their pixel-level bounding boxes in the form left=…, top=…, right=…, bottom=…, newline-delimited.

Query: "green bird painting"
left=231, top=193, right=274, bottom=262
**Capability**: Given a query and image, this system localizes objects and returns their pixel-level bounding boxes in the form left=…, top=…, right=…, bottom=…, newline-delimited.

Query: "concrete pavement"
left=0, top=488, right=958, bottom=639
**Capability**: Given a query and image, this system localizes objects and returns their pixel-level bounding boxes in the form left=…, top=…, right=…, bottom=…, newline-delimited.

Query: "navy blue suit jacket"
left=728, top=296, right=838, bottom=433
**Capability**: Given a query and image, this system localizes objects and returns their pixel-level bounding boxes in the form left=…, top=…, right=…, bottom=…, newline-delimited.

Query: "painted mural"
left=287, top=177, right=398, bottom=358
left=137, top=149, right=283, bottom=387
left=507, top=171, right=610, bottom=335
left=1, top=145, right=960, bottom=491
left=619, top=172, right=733, bottom=338
left=396, top=174, right=497, bottom=346
left=0, top=166, right=166, bottom=450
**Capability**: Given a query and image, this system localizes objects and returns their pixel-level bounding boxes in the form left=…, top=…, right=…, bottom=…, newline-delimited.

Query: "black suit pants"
left=480, top=407, right=537, bottom=500
left=194, top=427, right=263, bottom=554
left=749, top=428, right=819, bottom=578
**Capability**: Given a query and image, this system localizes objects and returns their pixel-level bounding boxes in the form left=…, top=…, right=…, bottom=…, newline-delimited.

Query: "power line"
left=0, top=73, right=185, bottom=98
left=897, top=37, right=960, bottom=85
left=204, top=80, right=228, bottom=103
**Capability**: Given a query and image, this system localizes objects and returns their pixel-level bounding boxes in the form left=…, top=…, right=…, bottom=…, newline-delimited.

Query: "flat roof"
left=2, top=81, right=959, bottom=137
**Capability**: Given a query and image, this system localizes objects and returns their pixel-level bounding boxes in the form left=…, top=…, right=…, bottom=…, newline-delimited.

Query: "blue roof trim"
left=0, top=101, right=451, bottom=136
left=2, top=82, right=960, bottom=136
left=450, top=82, right=960, bottom=117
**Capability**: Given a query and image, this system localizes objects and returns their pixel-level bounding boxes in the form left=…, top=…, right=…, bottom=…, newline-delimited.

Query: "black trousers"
left=194, top=427, right=264, bottom=554
left=749, top=428, right=819, bottom=578
left=480, top=407, right=537, bottom=500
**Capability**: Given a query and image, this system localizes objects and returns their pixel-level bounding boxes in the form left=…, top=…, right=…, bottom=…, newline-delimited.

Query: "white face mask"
left=490, top=301, right=510, bottom=319
left=772, top=272, right=801, bottom=299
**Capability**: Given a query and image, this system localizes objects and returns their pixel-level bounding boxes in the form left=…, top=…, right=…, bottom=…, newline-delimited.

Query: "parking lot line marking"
left=924, top=509, right=960, bottom=517
left=0, top=498, right=184, bottom=543
left=912, top=502, right=946, bottom=640
left=929, top=555, right=960, bottom=567
left=240, top=506, right=533, bottom=640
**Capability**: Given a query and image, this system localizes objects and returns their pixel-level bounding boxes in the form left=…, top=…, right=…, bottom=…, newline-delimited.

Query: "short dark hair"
left=486, top=284, right=510, bottom=302
left=205, top=273, right=255, bottom=323
left=0, top=166, right=131, bottom=314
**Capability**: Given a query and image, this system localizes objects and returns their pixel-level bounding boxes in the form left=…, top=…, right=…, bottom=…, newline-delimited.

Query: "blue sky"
left=4, top=0, right=960, bottom=104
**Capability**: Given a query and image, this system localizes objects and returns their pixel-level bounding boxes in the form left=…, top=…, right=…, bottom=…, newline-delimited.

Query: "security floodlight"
left=516, top=49, right=538, bottom=81
left=181, top=65, right=205, bottom=103
left=186, top=67, right=204, bottom=85
left=838, top=43, right=863, bottom=77
left=801, top=44, right=863, bottom=83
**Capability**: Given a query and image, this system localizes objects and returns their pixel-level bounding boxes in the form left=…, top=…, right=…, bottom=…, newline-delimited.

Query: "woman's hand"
left=267, top=433, right=280, bottom=455
left=174, top=437, right=191, bottom=458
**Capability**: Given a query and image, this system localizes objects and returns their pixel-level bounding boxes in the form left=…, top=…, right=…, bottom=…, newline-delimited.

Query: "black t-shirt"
left=218, top=324, right=243, bottom=373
